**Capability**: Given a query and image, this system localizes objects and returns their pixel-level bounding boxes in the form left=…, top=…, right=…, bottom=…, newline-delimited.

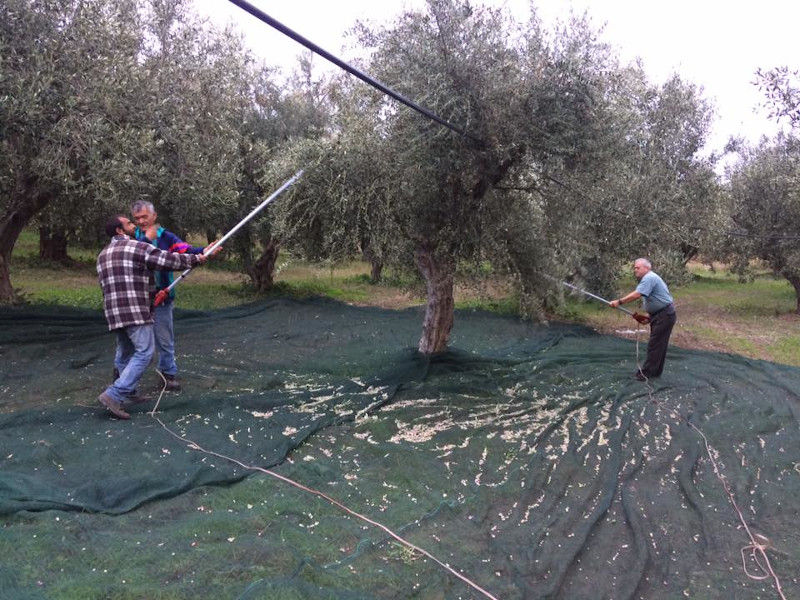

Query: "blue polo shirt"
left=134, top=227, right=204, bottom=303
left=636, top=271, right=673, bottom=314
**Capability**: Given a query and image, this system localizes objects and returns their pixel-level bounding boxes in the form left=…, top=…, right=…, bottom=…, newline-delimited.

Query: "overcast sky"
left=195, top=0, right=799, bottom=156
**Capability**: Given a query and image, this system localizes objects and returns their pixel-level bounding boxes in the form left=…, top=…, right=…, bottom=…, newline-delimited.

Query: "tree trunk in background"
left=370, top=260, right=383, bottom=284
left=0, top=181, right=53, bottom=303
left=39, top=226, right=69, bottom=262
left=0, top=252, right=13, bottom=302
left=787, top=273, right=800, bottom=314
left=680, top=242, right=698, bottom=266
left=415, top=242, right=454, bottom=355
left=361, top=240, right=383, bottom=283
left=249, top=237, right=280, bottom=293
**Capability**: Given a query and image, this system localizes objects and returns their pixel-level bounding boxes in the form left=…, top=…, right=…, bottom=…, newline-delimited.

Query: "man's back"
left=97, top=236, right=200, bottom=331
left=97, top=236, right=157, bottom=331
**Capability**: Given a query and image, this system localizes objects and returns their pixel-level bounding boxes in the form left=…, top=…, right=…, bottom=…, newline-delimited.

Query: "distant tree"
left=213, top=53, right=335, bottom=293
left=563, top=71, right=721, bottom=294
left=724, top=136, right=800, bottom=313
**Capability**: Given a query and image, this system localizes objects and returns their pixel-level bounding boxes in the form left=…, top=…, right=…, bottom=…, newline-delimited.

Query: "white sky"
left=195, top=0, right=799, bottom=157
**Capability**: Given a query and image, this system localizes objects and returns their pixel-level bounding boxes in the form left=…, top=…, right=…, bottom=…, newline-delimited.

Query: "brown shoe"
left=164, top=374, right=181, bottom=392
left=98, top=392, right=130, bottom=420
left=123, top=394, right=151, bottom=405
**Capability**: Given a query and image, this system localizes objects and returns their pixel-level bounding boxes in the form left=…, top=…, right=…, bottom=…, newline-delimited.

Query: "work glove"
left=632, top=312, right=650, bottom=325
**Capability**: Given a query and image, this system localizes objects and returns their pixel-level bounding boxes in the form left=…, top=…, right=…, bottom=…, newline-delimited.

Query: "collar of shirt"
left=135, top=226, right=164, bottom=244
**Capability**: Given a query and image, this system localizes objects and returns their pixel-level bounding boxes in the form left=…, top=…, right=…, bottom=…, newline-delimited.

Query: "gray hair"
left=634, top=258, right=652, bottom=269
left=131, top=200, right=155, bottom=214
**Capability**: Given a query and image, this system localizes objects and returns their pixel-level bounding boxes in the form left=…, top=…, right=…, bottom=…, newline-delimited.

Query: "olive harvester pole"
left=558, top=280, right=650, bottom=324
left=153, top=169, right=304, bottom=307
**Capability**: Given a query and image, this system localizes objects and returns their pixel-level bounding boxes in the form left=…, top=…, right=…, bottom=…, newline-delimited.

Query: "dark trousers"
left=640, top=306, right=676, bottom=377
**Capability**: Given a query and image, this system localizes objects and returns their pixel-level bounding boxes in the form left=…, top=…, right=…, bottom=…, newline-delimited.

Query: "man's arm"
left=610, top=291, right=642, bottom=308
left=144, top=244, right=206, bottom=272
left=160, top=229, right=206, bottom=255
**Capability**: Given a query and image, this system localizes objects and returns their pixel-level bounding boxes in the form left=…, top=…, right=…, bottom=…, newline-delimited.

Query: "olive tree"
left=725, top=136, right=800, bottom=312
left=273, top=0, right=616, bottom=354
left=0, top=0, right=153, bottom=301
left=231, top=55, right=335, bottom=292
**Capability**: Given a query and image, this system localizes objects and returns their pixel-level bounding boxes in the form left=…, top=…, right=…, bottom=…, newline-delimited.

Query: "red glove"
left=153, top=289, right=169, bottom=307
left=632, top=312, right=650, bottom=325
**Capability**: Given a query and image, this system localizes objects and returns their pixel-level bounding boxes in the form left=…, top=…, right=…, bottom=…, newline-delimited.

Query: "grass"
left=7, top=231, right=800, bottom=366
left=559, top=263, right=800, bottom=367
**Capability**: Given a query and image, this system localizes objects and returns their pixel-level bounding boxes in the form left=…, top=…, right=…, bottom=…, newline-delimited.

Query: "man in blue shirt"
left=130, top=200, right=215, bottom=391
left=610, top=258, right=676, bottom=381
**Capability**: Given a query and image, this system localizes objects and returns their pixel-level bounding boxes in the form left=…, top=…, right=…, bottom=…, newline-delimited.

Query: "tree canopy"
left=273, top=1, right=718, bottom=352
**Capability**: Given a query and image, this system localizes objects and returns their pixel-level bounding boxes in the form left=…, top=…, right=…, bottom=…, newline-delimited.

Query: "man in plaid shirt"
left=96, top=215, right=206, bottom=419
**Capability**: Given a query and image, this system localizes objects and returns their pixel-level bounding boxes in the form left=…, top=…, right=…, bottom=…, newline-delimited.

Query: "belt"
left=649, top=303, right=674, bottom=317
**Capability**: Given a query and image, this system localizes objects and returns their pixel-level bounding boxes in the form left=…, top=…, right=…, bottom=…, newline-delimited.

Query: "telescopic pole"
left=558, top=280, right=635, bottom=316
left=153, top=169, right=304, bottom=306
left=538, top=273, right=649, bottom=323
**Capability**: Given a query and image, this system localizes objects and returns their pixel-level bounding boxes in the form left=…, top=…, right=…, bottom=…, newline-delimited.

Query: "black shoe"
left=164, top=374, right=181, bottom=392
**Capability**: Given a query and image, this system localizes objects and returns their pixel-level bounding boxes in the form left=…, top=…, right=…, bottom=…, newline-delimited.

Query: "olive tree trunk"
left=248, top=238, right=280, bottom=293
left=414, top=241, right=454, bottom=355
left=0, top=179, right=53, bottom=303
left=370, top=260, right=383, bottom=284
left=786, top=273, right=800, bottom=314
left=39, top=226, right=69, bottom=262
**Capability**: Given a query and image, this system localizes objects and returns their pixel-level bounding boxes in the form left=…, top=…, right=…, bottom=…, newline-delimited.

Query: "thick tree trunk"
left=370, top=260, right=383, bottom=284
left=0, top=252, right=13, bottom=302
left=360, top=240, right=383, bottom=283
left=39, top=226, right=69, bottom=262
left=680, top=242, right=699, bottom=266
left=787, top=274, right=800, bottom=314
left=415, top=242, right=454, bottom=355
left=0, top=183, right=53, bottom=303
left=248, top=238, right=280, bottom=293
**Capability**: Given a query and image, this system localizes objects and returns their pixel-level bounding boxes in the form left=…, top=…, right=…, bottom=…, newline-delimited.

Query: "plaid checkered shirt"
left=97, top=235, right=201, bottom=331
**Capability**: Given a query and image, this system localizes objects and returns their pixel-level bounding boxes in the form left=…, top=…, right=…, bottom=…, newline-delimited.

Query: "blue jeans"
left=107, top=324, right=155, bottom=402
left=153, top=302, right=178, bottom=377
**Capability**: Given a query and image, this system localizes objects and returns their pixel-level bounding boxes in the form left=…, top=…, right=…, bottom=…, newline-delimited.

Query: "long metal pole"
left=558, top=280, right=635, bottom=317
left=225, top=0, right=483, bottom=146
left=153, top=169, right=304, bottom=306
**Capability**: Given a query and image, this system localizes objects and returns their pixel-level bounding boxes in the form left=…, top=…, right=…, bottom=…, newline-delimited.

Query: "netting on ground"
left=0, top=297, right=798, bottom=599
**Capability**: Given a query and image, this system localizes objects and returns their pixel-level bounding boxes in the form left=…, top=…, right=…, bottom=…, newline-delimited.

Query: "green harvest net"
left=0, top=297, right=798, bottom=599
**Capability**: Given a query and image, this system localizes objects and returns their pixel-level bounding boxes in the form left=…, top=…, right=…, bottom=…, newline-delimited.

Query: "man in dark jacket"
left=96, top=215, right=206, bottom=419
left=130, top=200, right=217, bottom=391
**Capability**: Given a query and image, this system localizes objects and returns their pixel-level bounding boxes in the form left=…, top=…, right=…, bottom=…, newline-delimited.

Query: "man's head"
left=633, top=258, right=652, bottom=280
left=105, top=215, right=135, bottom=238
left=131, top=200, right=157, bottom=230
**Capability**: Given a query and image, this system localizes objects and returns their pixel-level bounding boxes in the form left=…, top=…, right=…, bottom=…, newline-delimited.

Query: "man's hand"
left=609, top=299, right=620, bottom=308
left=632, top=312, right=650, bottom=325
left=203, top=241, right=223, bottom=257
left=196, top=253, right=208, bottom=264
